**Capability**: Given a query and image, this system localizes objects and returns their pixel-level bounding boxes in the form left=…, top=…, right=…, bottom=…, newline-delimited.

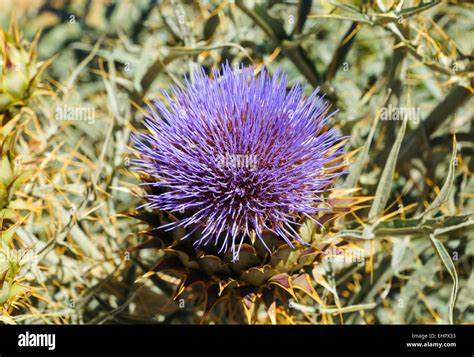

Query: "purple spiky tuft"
left=132, top=64, right=346, bottom=260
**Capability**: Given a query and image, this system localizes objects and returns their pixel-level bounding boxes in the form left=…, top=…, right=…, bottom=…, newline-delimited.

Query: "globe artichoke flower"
left=132, top=64, right=352, bottom=323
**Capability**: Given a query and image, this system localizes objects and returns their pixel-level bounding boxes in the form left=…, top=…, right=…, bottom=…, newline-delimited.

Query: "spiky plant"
left=0, top=116, right=23, bottom=211
left=0, top=19, right=49, bottom=313
left=0, top=115, right=34, bottom=315
left=130, top=64, right=363, bottom=323
left=0, top=18, right=48, bottom=214
left=0, top=19, right=48, bottom=122
left=0, top=222, right=31, bottom=314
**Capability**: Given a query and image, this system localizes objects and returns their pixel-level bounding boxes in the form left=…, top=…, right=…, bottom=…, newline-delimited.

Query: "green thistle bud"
left=0, top=18, right=48, bottom=116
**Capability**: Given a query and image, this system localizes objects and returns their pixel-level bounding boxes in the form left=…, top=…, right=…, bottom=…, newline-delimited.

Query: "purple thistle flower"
left=132, top=63, right=346, bottom=260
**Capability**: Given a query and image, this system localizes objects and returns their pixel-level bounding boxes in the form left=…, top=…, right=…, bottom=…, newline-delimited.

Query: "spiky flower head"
left=133, top=64, right=346, bottom=260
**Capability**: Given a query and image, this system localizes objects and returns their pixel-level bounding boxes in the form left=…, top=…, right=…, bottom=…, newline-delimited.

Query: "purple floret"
left=132, top=63, right=346, bottom=259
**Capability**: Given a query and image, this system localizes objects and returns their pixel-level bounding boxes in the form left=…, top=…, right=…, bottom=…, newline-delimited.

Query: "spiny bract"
left=132, top=64, right=346, bottom=260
